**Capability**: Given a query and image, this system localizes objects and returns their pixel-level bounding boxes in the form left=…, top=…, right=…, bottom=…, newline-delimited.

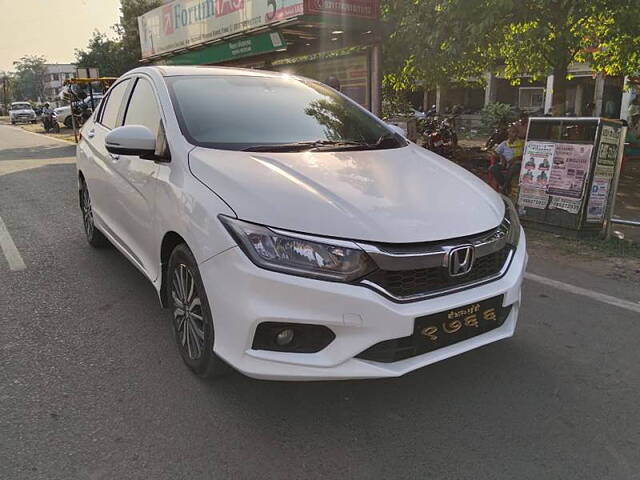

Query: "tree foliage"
left=383, top=0, right=640, bottom=111
left=12, top=55, right=47, bottom=101
left=75, top=0, right=162, bottom=77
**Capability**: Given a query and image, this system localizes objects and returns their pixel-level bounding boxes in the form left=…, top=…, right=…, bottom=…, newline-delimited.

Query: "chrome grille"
left=356, top=223, right=514, bottom=302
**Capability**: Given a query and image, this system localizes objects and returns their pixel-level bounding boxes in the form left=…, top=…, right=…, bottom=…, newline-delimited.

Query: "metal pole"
left=88, top=81, right=95, bottom=114
left=604, top=124, right=627, bottom=239
left=610, top=218, right=640, bottom=227
left=370, top=44, right=381, bottom=117
left=70, top=93, right=78, bottom=143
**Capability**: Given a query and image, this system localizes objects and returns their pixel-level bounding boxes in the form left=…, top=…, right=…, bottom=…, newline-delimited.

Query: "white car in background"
left=55, top=94, right=103, bottom=128
left=76, top=66, right=527, bottom=381
left=9, top=102, right=37, bottom=124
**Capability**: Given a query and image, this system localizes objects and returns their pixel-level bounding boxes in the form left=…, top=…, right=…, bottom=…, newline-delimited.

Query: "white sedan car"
left=76, top=66, right=527, bottom=381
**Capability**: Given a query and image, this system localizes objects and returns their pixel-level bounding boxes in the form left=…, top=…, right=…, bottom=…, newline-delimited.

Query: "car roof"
left=137, top=65, right=288, bottom=79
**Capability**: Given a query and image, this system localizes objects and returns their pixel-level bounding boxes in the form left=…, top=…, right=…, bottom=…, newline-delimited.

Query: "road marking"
left=0, top=215, right=26, bottom=271
left=525, top=272, right=640, bottom=314
left=2, top=124, right=77, bottom=145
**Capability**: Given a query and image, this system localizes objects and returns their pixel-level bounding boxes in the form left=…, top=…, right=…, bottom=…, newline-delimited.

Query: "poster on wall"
left=549, top=196, right=581, bottom=214
left=546, top=143, right=593, bottom=199
left=519, top=142, right=555, bottom=189
left=517, top=141, right=554, bottom=209
left=586, top=177, right=611, bottom=223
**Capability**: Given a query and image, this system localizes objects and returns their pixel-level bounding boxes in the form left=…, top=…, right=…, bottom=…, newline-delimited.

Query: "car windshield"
left=166, top=75, right=406, bottom=151
left=12, top=103, right=31, bottom=110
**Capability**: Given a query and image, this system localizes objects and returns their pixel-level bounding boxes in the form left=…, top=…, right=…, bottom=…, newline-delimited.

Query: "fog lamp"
left=276, top=328, right=295, bottom=346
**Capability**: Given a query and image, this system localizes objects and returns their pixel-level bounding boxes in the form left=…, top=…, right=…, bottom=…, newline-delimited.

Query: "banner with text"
left=138, top=0, right=303, bottom=59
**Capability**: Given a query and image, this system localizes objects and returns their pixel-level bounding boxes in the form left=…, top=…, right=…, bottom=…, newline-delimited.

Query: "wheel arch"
left=159, top=231, right=188, bottom=308
left=77, top=170, right=86, bottom=209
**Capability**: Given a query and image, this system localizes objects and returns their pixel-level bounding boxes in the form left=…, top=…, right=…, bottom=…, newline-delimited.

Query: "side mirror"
left=105, top=125, right=157, bottom=159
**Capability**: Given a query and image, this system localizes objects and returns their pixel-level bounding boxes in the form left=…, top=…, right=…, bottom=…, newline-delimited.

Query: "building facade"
left=44, top=64, right=76, bottom=102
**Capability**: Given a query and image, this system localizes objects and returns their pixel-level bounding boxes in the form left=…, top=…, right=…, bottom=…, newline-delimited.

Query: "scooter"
left=42, top=111, right=60, bottom=133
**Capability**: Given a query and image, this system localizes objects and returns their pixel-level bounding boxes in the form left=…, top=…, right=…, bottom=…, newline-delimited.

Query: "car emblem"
left=447, top=245, right=475, bottom=277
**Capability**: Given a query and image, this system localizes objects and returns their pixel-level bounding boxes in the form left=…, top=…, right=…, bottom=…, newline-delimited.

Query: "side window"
left=124, top=78, right=161, bottom=138
left=100, top=79, right=130, bottom=129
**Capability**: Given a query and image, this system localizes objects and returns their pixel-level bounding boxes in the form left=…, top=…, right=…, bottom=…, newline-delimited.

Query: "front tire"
left=79, top=179, right=109, bottom=247
left=64, top=117, right=73, bottom=129
left=167, top=244, right=228, bottom=378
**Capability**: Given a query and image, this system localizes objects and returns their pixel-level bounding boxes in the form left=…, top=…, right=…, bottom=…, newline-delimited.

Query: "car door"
left=107, top=75, right=164, bottom=281
left=83, top=78, right=133, bottom=240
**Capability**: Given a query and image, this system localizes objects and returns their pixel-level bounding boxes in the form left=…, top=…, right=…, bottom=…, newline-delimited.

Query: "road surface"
left=1, top=125, right=639, bottom=480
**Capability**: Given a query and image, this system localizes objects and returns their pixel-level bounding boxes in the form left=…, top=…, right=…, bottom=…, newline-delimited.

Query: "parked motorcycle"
left=42, top=111, right=60, bottom=133
left=421, top=114, right=458, bottom=158
left=483, top=121, right=508, bottom=151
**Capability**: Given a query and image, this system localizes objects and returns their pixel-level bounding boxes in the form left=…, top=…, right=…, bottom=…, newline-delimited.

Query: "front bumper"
left=11, top=115, right=36, bottom=123
left=200, top=229, right=527, bottom=381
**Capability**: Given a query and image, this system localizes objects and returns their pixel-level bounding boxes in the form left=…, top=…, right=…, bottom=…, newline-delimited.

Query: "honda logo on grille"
left=447, top=245, right=475, bottom=277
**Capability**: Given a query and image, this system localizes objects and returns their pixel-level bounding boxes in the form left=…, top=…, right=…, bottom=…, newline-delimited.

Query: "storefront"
left=138, top=0, right=382, bottom=113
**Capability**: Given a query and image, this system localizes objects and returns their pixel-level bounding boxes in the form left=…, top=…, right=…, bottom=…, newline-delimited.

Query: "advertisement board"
left=546, top=143, right=593, bottom=199
left=304, top=0, right=379, bottom=18
left=138, top=0, right=303, bottom=59
left=138, top=0, right=380, bottom=59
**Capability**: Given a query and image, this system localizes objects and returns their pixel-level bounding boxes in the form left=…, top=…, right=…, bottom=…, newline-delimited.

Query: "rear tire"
left=167, top=244, right=228, bottom=379
left=64, top=117, right=73, bottom=129
left=79, top=179, right=109, bottom=248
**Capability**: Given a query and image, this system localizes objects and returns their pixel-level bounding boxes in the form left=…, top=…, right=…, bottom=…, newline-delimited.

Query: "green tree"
left=118, top=0, right=162, bottom=71
left=12, top=55, right=47, bottom=101
left=75, top=0, right=162, bottom=77
left=383, top=0, right=640, bottom=113
left=1, top=72, right=17, bottom=109
left=75, top=31, right=129, bottom=77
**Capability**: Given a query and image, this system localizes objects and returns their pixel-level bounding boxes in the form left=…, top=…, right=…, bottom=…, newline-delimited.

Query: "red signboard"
left=304, top=0, right=379, bottom=19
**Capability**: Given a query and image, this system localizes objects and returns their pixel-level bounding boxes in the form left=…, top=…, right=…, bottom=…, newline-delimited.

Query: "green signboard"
left=164, top=32, right=286, bottom=66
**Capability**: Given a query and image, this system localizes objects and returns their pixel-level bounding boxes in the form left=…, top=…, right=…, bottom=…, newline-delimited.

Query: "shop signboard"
left=138, top=0, right=379, bottom=59
left=304, top=0, right=379, bottom=18
left=164, top=31, right=285, bottom=64
left=138, top=0, right=303, bottom=59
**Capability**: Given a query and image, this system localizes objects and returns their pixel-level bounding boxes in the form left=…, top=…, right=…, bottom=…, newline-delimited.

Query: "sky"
left=0, top=0, right=122, bottom=72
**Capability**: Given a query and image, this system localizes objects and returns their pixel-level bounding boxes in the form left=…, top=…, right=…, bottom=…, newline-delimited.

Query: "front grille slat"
left=362, top=246, right=511, bottom=300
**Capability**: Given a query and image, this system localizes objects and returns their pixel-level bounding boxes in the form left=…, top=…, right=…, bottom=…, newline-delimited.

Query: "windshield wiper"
left=242, top=140, right=365, bottom=152
left=311, top=133, right=402, bottom=152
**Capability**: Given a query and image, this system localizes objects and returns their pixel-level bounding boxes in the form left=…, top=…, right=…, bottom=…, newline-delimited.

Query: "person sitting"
left=489, top=125, right=524, bottom=194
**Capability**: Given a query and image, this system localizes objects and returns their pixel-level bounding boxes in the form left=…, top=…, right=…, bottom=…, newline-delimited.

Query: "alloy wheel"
left=171, top=264, right=206, bottom=360
left=81, top=183, right=94, bottom=238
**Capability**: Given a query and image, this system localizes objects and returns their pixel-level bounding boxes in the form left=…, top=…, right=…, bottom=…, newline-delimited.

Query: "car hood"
left=189, top=144, right=504, bottom=243
left=11, top=109, right=34, bottom=114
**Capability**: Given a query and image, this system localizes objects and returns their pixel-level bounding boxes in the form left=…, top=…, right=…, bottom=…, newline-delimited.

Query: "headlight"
left=219, top=216, right=376, bottom=282
left=501, top=195, right=521, bottom=247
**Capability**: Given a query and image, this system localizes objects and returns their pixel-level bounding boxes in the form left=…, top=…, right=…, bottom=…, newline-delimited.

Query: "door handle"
left=87, top=130, right=95, bottom=139
left=109, top=153, right=120, bottom=161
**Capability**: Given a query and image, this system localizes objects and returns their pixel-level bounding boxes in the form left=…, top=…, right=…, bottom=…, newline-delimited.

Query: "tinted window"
left=124, top=78, right=161, bottom=137
left=101, top=80, right=130, bottom=129
left=166, top=75, right=399, bottom=151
